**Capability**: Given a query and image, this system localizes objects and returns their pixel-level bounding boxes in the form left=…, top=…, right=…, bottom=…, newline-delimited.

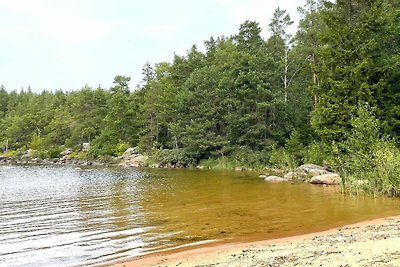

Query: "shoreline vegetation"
left=110, top=215, right=400, bottom=267
left=0, top=1, right=399, bottom=196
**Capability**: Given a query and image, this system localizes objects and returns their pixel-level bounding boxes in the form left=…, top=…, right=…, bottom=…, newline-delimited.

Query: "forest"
left=0, top=0, right=399, bottom=194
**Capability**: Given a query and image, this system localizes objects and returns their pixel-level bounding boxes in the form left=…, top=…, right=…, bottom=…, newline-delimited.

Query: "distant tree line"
left=0, top=0, right=399, bottom=172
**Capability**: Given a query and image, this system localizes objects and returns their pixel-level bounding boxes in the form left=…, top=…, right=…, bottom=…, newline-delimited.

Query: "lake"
left=1, top=165, right=399, bottom=266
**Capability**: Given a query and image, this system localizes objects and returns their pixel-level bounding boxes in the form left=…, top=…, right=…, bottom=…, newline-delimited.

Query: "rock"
left=60, top=148, right=73, bottom=156
left=196, top=165, right=205, bottom=170
left=297, top=163, right=324, bottom=172
left=119, top=147, right=148, bottom=167
left=264, top=176, right=289, bottom=183
left=150, top=163, right=160, bottom=168
left=296, top=164, right=330, bottom=177
left=259, top=174, right=268, bottom=179
left=310, top=169, right=330, bottom=177
left=27, top=149, right=36, bottom=158
left=119, top=154, right=149, bottom=167
left=322, top=161, right=333, bottom=172
left=31, top=158, right=43, bottom=164
left=284, top=171, right=307, bottom=180
left=82, top=143, right=90, bottom=152
left=122, top=147, right=140, bottom=158
left=235, top=167, right=244, bottom=171
left=310, top=173, right=342, bottom=185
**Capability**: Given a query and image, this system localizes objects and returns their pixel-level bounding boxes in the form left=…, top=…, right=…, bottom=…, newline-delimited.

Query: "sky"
left=0, top=0, right=305, bottom=92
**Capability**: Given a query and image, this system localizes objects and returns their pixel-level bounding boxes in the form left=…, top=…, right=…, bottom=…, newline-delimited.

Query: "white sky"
left=0, top=0, right=304, bottom=92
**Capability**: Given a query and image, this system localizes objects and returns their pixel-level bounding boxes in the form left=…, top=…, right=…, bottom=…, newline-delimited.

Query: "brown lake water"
left=1, top=165, right=400, bottom=266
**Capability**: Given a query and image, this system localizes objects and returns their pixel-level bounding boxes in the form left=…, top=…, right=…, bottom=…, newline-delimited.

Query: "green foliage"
left=29, top=132, right=43, bottom=150
left=28, top=149, right=47, bottom=160
left=69, top=151, right=89, bottom=160
left=268, top=146, right=293, bottom=170
left=331, top=103, right=400, bottom=196
left=285, top=130, right=306, bottom=166
left=311, top=0, right=399, bottom=143
left=152, top=148, right=198, bottom=168
left=46, top=147, right=63, bottom=159
left=200, top=157, right=237, bottom=170
left=89, top=133, right=128, bottom=157
left=231, top=147, right=270, bottom=169
left=306, top=141, right=330, bottom=166
left=2, top=150, right=18, bottom=158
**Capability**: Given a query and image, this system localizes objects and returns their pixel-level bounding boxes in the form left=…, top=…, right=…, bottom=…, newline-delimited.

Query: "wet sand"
left=110, top=215, right=400, bottom=267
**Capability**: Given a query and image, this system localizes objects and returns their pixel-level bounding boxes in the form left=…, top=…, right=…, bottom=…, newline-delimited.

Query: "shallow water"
left=0, top=165, right=399, bottom=266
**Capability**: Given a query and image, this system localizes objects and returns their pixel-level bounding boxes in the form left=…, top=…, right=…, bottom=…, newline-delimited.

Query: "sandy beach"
left=111, top=215, right=400, bottom=267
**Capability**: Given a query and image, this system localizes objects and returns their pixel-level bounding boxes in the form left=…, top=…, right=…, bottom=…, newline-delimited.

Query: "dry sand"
left=111, top=216, right=400, bottom=267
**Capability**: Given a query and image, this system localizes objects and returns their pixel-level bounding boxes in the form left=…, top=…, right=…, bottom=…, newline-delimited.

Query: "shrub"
left=200, top=157, right=236, bottom=170
left=306, top=141, right=331, bottom=166
left=285, top=129, right=306, bottom=166
left=231, top=147, right=270, bottom=169
left=268, top=146, right=295, bottom=170
left=46, top=147, right=63, bottom=159
left=152, top=148, right=198, bottom=168
left=3, top=150, right=18, bottom=158
left=334, top=103, right=400, bottom=196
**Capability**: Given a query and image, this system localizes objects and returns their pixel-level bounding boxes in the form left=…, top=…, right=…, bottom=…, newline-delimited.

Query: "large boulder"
left=122, top=147, right=140, bottom=158
left=119, top=154, right=148, bottom=167
left=264, top=176, right=289, bottom=183
left=310, top=173, right=342, bottom=185
left=296, top=164, right=330, bottom=177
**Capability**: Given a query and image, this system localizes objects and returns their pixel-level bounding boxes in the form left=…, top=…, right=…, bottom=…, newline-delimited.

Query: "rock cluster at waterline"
left=117, top=147, right=148, bottom=167
left=261, top=164, right=342, bottom=185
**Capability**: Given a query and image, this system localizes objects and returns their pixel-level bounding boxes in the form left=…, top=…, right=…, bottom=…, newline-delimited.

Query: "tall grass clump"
left=200, top=156, right=237, bottom=170
left=332, top=103, right=400, bottom=196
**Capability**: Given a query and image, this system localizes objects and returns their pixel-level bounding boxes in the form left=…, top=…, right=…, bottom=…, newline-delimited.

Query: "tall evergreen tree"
left=311, top=0, right=399, bottom=143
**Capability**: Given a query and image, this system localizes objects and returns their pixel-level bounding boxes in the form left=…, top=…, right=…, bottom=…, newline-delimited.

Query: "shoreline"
left=110, top=215, right=400, bottom=267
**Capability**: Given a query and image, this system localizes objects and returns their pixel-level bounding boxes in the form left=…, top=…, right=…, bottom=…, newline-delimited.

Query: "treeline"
left=1, top=1, right=399, bottom=179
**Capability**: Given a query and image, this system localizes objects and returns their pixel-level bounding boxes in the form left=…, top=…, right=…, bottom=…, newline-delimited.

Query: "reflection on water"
left=0, top=165, right=399, bottom=266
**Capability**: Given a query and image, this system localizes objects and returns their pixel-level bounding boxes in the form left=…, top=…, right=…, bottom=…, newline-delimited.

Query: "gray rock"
left=264, top=176, right=289, bottom=183
left=297, top=163, right=324, bottom=171
left=296, top=164, right=330, bottom=177
left=60, top=148, right=73, bottom=156
left=119, top=154, right=149, bottom=167
left=310, top=173, right=341, bottom=185
left=122, top=147, right=140, bottom=158
left=82, top=143, right=90, bottom=152
left=284, top=171, right=307, bottom=180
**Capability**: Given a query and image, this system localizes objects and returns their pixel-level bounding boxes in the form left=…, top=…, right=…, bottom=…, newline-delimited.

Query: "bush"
left=268, top=146, right=295, bottom=170
left=89, top=134, right=129, bottom=157
left=200, top=156, right=236, bottom=170
left=334, top=103, right=400, bottom=196
left=285, top=129, right=306, bottom=166
left=306, top=141, right=331, bottom=166
left=69, top=151, right=89, bottom=160
left=2, top=150, right=18, bottom=158
left=152, top=148, right=199, bottom=168
left=232, top=147, right=269, bottom=169
left=46, top=147, right=63, bottom=159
